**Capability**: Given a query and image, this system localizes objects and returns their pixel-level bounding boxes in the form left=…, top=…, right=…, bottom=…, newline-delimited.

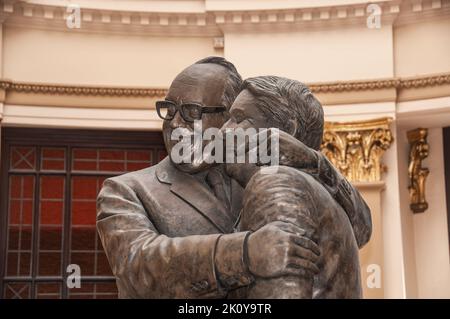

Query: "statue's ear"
left=286, top=118, right=298, bottom=136
left=222, top=110, right=230, bottom=121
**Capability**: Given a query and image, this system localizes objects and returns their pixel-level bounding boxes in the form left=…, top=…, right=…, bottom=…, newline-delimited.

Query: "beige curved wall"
left=225, top=25, right=394, bottom=82
left=4, top=26, right=216, bottom=87
left=394, top=18, right=450, bottom=77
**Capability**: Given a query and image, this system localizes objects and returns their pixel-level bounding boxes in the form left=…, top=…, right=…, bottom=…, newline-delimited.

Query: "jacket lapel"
left=156, top=158, right=234, bottom=233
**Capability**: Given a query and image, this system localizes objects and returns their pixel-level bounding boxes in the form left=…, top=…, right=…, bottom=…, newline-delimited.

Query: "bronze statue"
left=96, top=57, right=371, bottom=298
left=222, top=76, right=369, bottom=298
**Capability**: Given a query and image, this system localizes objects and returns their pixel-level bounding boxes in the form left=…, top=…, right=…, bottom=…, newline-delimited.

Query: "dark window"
left=0, top=128, right=166, bottom=299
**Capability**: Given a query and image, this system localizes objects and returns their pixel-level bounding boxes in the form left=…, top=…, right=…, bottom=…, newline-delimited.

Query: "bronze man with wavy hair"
left=223, top=76, right=371, bottom=298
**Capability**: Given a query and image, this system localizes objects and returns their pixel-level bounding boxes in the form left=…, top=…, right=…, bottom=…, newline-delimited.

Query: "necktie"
left=206, top=168, right=231, bottom=211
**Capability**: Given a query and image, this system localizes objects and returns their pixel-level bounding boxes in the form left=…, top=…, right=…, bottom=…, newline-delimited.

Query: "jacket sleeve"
left=313, top=151, right=372, bottom=248
left=96, top=178, right=252, bottom=298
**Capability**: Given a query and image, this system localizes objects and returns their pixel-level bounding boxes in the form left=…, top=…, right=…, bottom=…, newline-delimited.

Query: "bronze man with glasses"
left=96, top=57, right=371, bottom=298
left=156, top=100, right=226, bottom=123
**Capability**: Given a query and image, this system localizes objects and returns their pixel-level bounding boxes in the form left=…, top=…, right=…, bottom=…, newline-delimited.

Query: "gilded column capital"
left=321, top=117, right=394, bottom=182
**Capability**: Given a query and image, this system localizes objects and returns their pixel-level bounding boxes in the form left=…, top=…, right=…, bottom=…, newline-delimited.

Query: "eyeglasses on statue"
left=156, top=100, right=226, bottom=122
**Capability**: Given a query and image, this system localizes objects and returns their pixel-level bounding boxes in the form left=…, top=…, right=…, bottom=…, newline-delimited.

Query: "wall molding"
left=1, top=0, right=449, bottom=36
left=1, top=72, right=449, bottom=108
left=0, top=80, right=167, bottom=97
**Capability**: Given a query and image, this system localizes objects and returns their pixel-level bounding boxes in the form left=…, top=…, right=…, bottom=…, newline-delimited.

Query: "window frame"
left=0, top=127, right=165, bottom=298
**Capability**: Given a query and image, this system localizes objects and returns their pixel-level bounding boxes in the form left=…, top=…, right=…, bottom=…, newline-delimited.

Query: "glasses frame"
left=156, top=100, right=226, bottom=123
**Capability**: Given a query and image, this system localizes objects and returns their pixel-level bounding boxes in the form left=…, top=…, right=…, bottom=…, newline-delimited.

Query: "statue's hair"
left=242, top=76, right=324, bottom=150
left=195, top=56, right=242, bottom=111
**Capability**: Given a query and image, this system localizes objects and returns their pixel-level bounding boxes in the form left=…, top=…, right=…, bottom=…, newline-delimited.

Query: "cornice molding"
left=0, top=80, right=168, bottom=97
left=1, top=72, right=449, bottom=99
left=309, top=72, right=450, bottom=93
left=1, top=0, right=448, bottom=35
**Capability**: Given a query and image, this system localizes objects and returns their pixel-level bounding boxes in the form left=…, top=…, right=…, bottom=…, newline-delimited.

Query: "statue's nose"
left=169, top=112, right=188, bottom=129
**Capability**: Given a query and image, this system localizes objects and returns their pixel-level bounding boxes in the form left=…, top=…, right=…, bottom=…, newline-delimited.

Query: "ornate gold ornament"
left=407, top=128, right=429, bottom=213
left=321, top=117, right=393, bottom=182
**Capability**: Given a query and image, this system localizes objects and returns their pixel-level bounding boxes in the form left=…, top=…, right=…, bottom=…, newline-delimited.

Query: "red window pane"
left=9, top=200, right=34, bottom=226
left=99, top=161, right=125, bottom=172
left=36, top=283, right=61, bottom=299
left=98, top=149, right=126, bottom=172
left=8, top=227, right=19, bottom=250
left=71, top=227, right=96, bottom=251
left=38, top=252, right=61, bottom=276
left=127, top=150, right=151, bottom=161
left=10, top=147, right=36, bottom=170
left=72, top=148, right=98, bottom=172
left=73, top=149, right=97, bottom=159
left=7, top=226, right=33, bottom=251
left=94, top=282, right=118, bottom=299
left=20, top=226, right=33, bottom=250
left=68, top=282, right=117, bottom=299
left=71, top=202, right=96, bottom=226
left=4, top=283, right=31, bottom=299
left=42, top=160, right=65, bottom=171
left=99, top=150, right=124, bottom=160
left=19, top=252, right=32, bottom=276
left=72, top=176, right=98, bottom=200
left=43, top=148, right=65, bottom=158
left=126, top=162, right=150, bottom=171
left=9, top=176, right=35, bottom=227
left=22, top=201, right=34, bottom=225
left=9, top=175, right=35, bottom=200
left=40, top=176, right=65, bottom=199
left=39, top=227, right=63, bottom=250
left=9, top=200, right=21, bottom=224
left=41, top=148, right=66, bottom=171
left=72, top=148, right=155, bottom=173
left=7, top=170, right=34, bottom=275
left=10, top=176, right=22, bottom=198
left=68, top=282, right=94, bottom=299
left=6, top=252, right=31, bottom=276
left=40, top=201, right=63, bottom=225
left=70, top=252, right=95, bottom=276
left=23, top=176, right=35, bottom=198
left=6, top=252, right=18, bottom=276
left=73, top=160, right=97, bottom=171
left=96, top=252, right=113, bottom=276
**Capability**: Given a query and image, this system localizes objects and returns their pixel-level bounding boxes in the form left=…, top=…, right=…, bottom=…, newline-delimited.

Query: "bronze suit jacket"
left=97, top=157, right=250, bottom=298
left=237, top=167, right=364, bottom=298
left=97, top=155, right=371, bottom=298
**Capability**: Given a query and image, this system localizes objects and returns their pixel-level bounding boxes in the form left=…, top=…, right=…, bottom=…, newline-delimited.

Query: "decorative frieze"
left=1, top=73, right=448, bottom=99
left=2, top=0, right=448, bottom=36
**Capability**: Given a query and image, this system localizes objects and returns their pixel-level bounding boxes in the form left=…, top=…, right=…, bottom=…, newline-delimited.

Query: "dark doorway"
left=0, top=127, right=166, bottom=298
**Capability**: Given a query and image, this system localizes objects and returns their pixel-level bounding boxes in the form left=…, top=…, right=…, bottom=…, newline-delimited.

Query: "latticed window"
left=0, top=128, right=166, bottom=299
